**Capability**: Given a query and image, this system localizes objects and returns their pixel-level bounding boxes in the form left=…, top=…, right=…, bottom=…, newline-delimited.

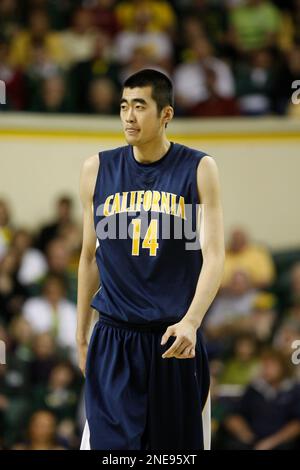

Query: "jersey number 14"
left=131, top=218, right=159, bottom=256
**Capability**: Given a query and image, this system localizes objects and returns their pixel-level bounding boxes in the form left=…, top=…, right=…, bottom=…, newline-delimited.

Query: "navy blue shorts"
left=82, top=313, right=210, bottom=450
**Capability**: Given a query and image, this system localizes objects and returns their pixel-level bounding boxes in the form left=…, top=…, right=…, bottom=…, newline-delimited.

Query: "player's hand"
left=161, top=319, right=197, bottom=359
left=77, top=341, right=88, bottom=377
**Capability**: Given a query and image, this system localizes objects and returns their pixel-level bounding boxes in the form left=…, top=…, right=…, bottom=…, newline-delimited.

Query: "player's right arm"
left=76, top=154, right=100, bottom=377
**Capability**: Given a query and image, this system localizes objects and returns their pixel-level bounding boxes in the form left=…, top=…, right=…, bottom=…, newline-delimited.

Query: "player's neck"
left=133, top=137, right=171, bottom=165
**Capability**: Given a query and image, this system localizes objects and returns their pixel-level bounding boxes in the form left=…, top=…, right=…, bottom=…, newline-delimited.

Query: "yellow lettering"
left=177, top=196, right=186, bottom=220
left=111, top=193, right=120, bottom=214
left=121, top=192, right=128, bottom=212
left=128, top=191, right=137, bottom=211
left=135, top=191, right=145, bottom=212
left=103, top=195, right=114, bottom=216
left=170, top=193, right=177, bottom=216
left=103, top=190, right=186, bottom=219
left=143, top=190, right=152, bottom=211
left=151, top=191, right=161, bottom=212
left=142, top=219, right=159, bottom=256
left=160, top=192, right=170, bottom=214
left=131, top=218, right=141, bottom=255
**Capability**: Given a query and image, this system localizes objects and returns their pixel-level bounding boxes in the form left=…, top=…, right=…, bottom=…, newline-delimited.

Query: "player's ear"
left=163, top=106, right=174, bottom=128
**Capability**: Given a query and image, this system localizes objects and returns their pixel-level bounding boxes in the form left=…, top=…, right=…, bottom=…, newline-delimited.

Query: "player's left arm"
left=161, top=156, right=225, bottom=359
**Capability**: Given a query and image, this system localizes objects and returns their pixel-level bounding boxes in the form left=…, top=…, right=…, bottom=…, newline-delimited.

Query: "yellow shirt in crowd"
left=222, top=245, right=276, bottom=287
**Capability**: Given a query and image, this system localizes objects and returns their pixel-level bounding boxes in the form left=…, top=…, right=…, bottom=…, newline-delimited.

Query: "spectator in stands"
left=0, top=199, right=13, bottom=262
left=23, top=38, right=62, bottom=110
left=292, top=0, right=300, bottom=43
left=113, top=6, right=173, bottom=70
left=276, top=0, right=300, bottom=51
left=70, top=30, right=120, bottom=113
left=13, top=410, right=66, bottom=449
left=174, top=16, right=206, bottom=64
left=119, top=45, right=169, bottom=84
left=0, top=36, right=25, bottom=110
left=205, top=277, right=277, bottom=359
left=234, top=48, right=276, bottom=115
left=29, top=332, right=61, bottom=385
left=22, top=274, right=77, bottom=363
left=273, top=320, right=300, bottom=372
left=223, top=349, right=300, bottom=449
left=219, top=334, right=259, bottom=386
left=46, top=240, right=71, bottom=279
left=204, top=270, right=258, bottom=344
left=9, top=8, right=65, bottom=69
left=36, top=195, right=74, bottom=252
left=9, top=315, right=33, bottom=363
left=30, top=74, right=72, bottom=113
left=228, top=0, right=282, bottom=54
left=116, top=0, right=176, bottom=34
left=57, top=222, right=82, bottom=275
left=20, top=0, right=75, bottom=31
left=0, top=0, right=21, bottom=42
left=176, top=0, right=229, bottom=54
left=287, top=300, right=300, bottom=324
left=59, top=8, right=97, bottom=69
left=88, top=0, right=120, bottom=38
left=12, top=229, right=47, bottom=288
left=43, top=238, right=77, bottom=303
left=87, top=77, right=119, bottom=114
left=0, top=249, right=28, bottom=324
left=33, top=361, right=80, bottom=425
left=281, top=263, right=300, bottom=310
left=181, top=14, right=206, bottom=45
left=248, top=291, right=277, bottom=341
left=222, top=227, right=276, bottom=289
left=174, top=36, right=237, bottom=116
left=0, top=317, right=33, bottom=448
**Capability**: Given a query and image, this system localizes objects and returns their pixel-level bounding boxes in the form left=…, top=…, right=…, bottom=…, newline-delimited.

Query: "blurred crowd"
left=1, top=194, right=300, bottom=449
left=1, top=0, right=300, bottom=117
left=0, top=196, right=83, bottom=449
left=204, top=228, right=300, bottom=449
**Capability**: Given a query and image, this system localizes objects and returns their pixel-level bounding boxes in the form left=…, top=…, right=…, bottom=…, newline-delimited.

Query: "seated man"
left=223, top=349, right=300, bottom=450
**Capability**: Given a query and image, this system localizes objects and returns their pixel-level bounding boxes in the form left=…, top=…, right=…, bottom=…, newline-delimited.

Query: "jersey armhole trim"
left=194, top=153, right=209, bottom=206
left=92, top=151, right=102, bottom=205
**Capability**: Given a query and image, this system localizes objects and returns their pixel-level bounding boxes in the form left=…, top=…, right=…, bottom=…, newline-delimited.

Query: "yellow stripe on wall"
left=0, top=129, right=300, bottom=141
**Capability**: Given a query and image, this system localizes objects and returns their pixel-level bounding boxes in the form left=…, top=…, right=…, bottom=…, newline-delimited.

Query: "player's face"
left=120, top=86, right=166, bottom=145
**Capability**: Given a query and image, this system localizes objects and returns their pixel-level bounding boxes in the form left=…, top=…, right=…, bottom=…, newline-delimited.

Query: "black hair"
left=57, top=195, right=73, bottom=207
left=42, top=273, right=67, bottom=293
left=123, top=69, right=174, bottom=113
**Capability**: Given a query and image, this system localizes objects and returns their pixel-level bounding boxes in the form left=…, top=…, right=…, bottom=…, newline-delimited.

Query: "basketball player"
left=77, top=69, right=225, bottom=450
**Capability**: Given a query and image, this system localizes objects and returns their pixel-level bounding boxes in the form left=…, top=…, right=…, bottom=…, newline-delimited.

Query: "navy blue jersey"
left=91, top=142, right=207, bottom=324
